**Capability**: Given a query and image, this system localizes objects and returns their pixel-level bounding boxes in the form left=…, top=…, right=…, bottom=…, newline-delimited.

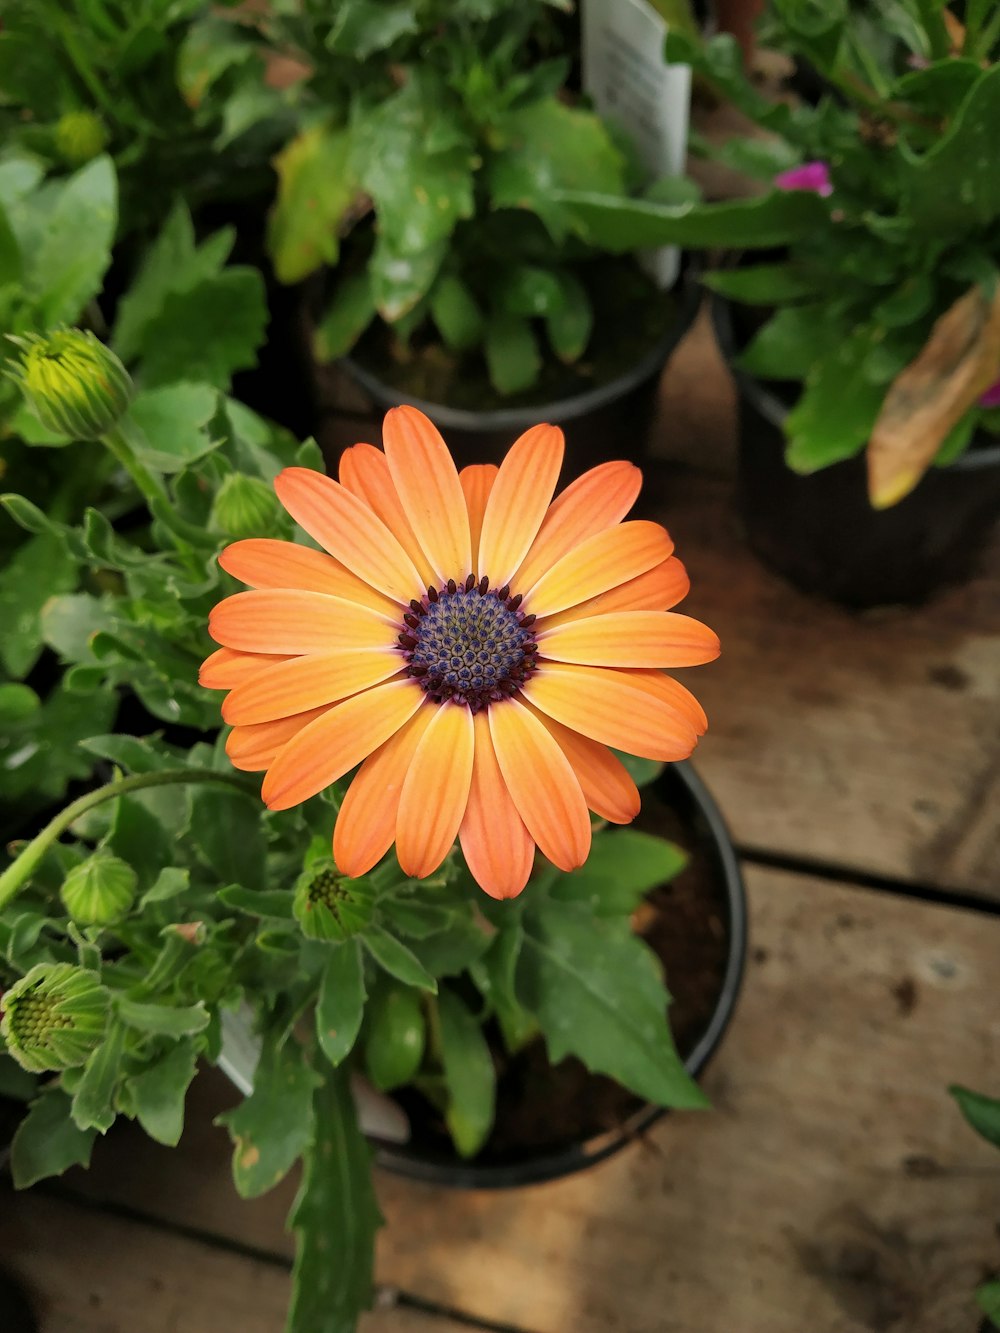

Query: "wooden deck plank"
left=56, top=866, right=1000, bottom=1333
left=0, top=1191, right=465, bottom=1333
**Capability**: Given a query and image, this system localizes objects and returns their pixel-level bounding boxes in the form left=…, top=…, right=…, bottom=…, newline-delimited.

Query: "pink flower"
left=979, top=377, right=1000, bottom=408
left=774, top=161, right=833, bottom=198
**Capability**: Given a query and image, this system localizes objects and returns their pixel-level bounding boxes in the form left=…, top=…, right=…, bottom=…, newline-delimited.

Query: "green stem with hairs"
left=0, top=769, right=256, bottom=914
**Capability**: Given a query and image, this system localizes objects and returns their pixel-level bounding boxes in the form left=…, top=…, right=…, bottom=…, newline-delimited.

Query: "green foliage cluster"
left=951, top=1085, right=1000, bottom=1328
left=0, top=151, right=704, bottom=1333
left=553, top=0, right=1000, bottom=473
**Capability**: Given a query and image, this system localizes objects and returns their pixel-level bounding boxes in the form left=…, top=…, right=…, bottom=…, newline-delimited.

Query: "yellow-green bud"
left=211, top=473, right=281, bottom=539
left=7, top=329, right=133, bottom=440
left=294, top=861, right=374, bottom=941
left=1, top=963, right=110, bottom=1073
left=54, top=110, right=109, bottom=166
left=61, top=851, right=137, bottom=926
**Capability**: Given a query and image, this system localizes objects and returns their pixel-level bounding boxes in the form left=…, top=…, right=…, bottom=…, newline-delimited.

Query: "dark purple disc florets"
left=398, top=573, right=538, bottom=711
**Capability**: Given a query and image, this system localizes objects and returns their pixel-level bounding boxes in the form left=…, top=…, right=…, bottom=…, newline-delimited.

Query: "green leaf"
left=71, top=1018, right=126, bottom=1133
left=314, top=271, right=377, bottom=361
left=10, top=1088, right=96, bottom=1188
left=217, top=1031, right=322, bottom=1199
left=0, top=199, right=22, bottom=285
left=784, top=328, right=887, bottom=472
left=363, top=981, right=425, bottom=1091
left=109, top=792, right=178, bottom=893
left=124, top=383, right=220, bottom=473
left=28, top=156, right=116, bottom=324
left=437, top=987, right=495, bottom=1158
left=485, top=313, right=541, bottom=395
left=286, top=1060, right=382, bottom=1333
left=316, top=940, right=366, bottom=1068
left=429, top=274, right=484, bottom=353
left=489, top=98, right=627, bottom=240
left=177, top=16, right=258, bottom=109
left=614, top=751, right=664, bottom=790
left=0, top=1053, right=37, bottom=1101
left=326, top=1, right=419, bottom=57
left=361, top=924, right=437, bottom=992
left=0, top=531, right=77, bottom=677
left=497, top=264, right=565, bottom=317
left=553, top=189, right=828, bottom=252
left=127, top=1040, right=198, bottom=1146
left=116, top=998, right=211, bottom=1038
left=140, top=866, right=190, bottom=907
left=137, top=269, right=267, bottom=391
left=189, top=787, right=266, bottom=892
left=977, top=1280, right=1000, bottom=1327
left=517, top=899, right=707, bottom=1109
left=268, top=124, right=360, bottom=285
left=378, top=898, right=455, bottom=940
left=545, top=271, right=592, bottom=364
left=470, top=926, right=536, bottom=1054
left=703, top=264, right=822, bottom=305
left=217, top=885, right=295, bottom=919
left=405, top=919, right=491, bottom=978
left=40, top=592, right=114, bottom=664
left=737, top=304, right=839, bottom=381
left=549, top=830, right=687, bottom=916
left=950, top=1084, right=1000, bottom=1148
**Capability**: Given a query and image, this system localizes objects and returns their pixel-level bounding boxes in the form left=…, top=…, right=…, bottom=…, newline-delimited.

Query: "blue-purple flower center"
left=398, top=575, right=537, bottom=711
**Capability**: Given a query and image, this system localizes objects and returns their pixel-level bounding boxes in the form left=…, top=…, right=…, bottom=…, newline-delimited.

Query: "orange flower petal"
left=225, top=707, right=329, bottom=772
left=218, top=538, right=399, bottom=617
left=538, top=611, right=720, bottom=669
left=199, top=646, right=289, bottom=690
left=522, top=521, right=673, bottom=618
left=339, top=443, right=437, bottom=589
left=396, top=703, right=475, bottom=878
left=489, top=698, right=591, bottom=873
left=274, top=467, right=420, bottom=604
left=459, top=711, right=534, bottom=899
left=261, top=679, right=424, bottom=810
left=620, top=667, right=708, bottom=735
left=382, top=406, right=472, bottom=582
left=520, top=700, right=640, bottom=824
left=208, top=589, right=395, bottom=654
left=539, top=556, right=691, bottom=628
left=523, top=663, right=699, bottom=762
left=221, top=651, right=402, bottom=725
left=513, top=460, right=640, bottom=592
left=459, top=464, right=498, bottom=571
left=333, top=706, right=436, bottom=878
left=477, top=424, right=564, bottom=588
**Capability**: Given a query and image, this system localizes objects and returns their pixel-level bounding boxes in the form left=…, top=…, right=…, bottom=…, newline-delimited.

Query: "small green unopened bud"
left=55, top=110, right=109, bottom=166
left=1, top=963, right=110, bottom=1073
left=294, top=861, right=374, bottom=941
left=7, top=329, right=133, bottom=440
left=61, top=851, right=137, bottom=926
left=211, top=473, right=281, bottom=539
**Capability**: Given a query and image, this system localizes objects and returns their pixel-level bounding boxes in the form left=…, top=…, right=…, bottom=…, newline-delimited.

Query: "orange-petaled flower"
left=201, top=407, right=719, bottom=900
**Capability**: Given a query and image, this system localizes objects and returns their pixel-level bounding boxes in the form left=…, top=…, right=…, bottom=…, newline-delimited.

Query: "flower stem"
left=101, top=424, right=169, bottom=513
left=0, top=769, right=255, bottom=914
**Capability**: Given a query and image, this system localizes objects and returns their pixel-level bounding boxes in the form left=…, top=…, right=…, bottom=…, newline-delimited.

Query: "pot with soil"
left=220, top=760, right=746, bottom=1190
left=711, top=292, right=1000, bottom=609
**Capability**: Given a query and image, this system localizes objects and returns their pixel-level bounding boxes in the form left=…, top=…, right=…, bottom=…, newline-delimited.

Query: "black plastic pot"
left=371, top=760, right=747, bottom=1190
left=712, top=292, right=1000, bottom=608
left=337, top=275, right=701, bottom=470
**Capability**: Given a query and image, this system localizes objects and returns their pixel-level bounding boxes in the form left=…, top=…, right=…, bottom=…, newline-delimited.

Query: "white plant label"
left=582, top=0, right=692, bottom=287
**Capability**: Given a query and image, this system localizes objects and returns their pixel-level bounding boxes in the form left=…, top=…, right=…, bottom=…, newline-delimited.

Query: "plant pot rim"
left=708, top=286, right=1000, bottom=473
left=340, top=270, right=702, bottom=436
left=372, top=759, right=748, bottom=1190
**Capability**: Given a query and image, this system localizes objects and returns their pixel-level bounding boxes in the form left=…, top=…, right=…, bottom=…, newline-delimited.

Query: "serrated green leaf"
left=71, top=1017, right=126, bottom=1132
left=217, top=1031, right=322, bottom=1198
left=268, top=124, right=360, bottom=285
left=127, top=1040, right=198, bottom=1146
left=116, top=998, right=210, bottom=1037
left=140, top=866, right=190, bottom=906
left=40, top=592, right=115, bottom=664
left=405, top=919, right=491, bottom=978
left=316, top=940, right=366, bottom=1068
left=286, top=1060, right=382, bottom=1333
left=364, top=981, right=424, bottom=1091
left=0, top=531, right=77, bottom=677
left=326, top=0, right=419, bottom=56
left=137, top=269, right=267, bottom=390
left=549, top=830, right=687, bottom=915
left=29, top=156, right=116, bottom=324
left=784, top=327, right=887, bottom=471
left=361, top=925, right=437, bottom=992
left=737, top=304, right=839, bottom=381
left=485, top=313, right=541, bottom=395
left=469, top=926, right=536, bottom=1053
left=218, top=885, right=295, bottom=918
left=951, top=1084, right=1000, bottom=1148
left=11, top=1088, right=96, bottom=1188
left=189, top=787, right=266, bottom=892
left=177, top=16, right=258, bottom=109
left=124, top=383, right=220, bottom=473
left=437, top=987, right=494, bottom=1157
left=517, top=899, right=707, bottom=1109
left=314, top=271, right=377, bottom=362
left=379, top=898, right=455, bottom=940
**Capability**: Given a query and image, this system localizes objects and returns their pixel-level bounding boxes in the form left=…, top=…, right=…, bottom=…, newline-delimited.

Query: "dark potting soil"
left=395, top=789, right=730, bottom=1164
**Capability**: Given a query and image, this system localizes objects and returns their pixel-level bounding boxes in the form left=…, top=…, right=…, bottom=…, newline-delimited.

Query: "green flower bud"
left=211, top=473, right=280, bottom=539
left=294, top=860, right=374, bottom=941
left=54, top=110, right=109, bottom=166
left=7, top=329, right=133, bottom=440
left=61, top=851, right=137, bottom=926
left=1, top=963, right=110, bottom=1073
